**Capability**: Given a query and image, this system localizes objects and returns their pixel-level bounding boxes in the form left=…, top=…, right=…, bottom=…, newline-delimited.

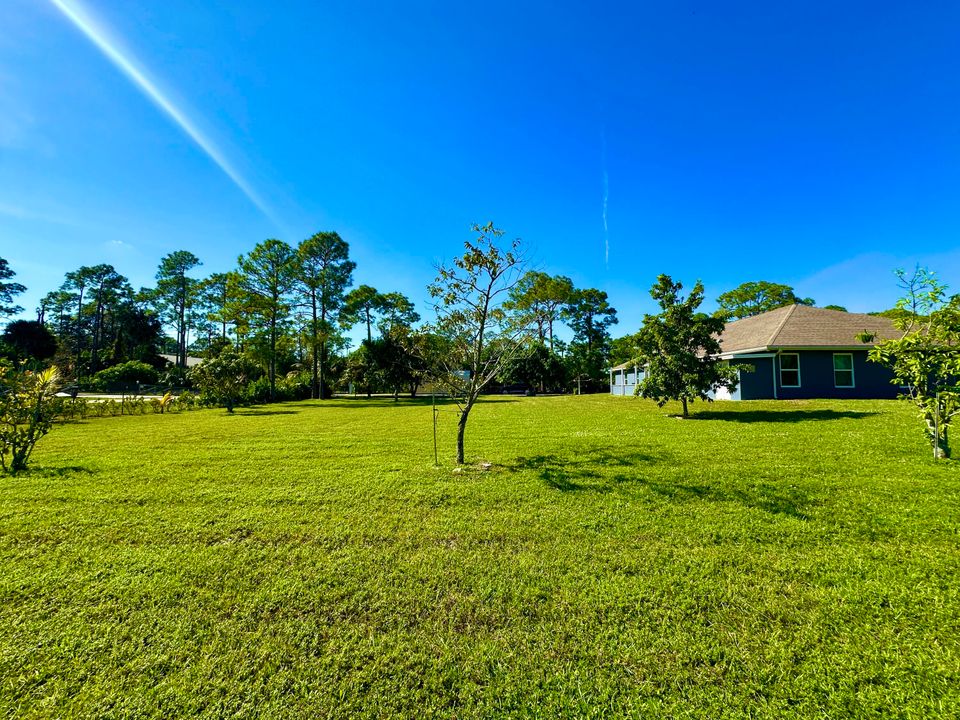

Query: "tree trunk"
left=178, top=282, right=187, bottom=369
left=311, top=291, right=320, bottom=399
left=91, top=292, right=103, bottom=374
left=75, top=287, right=84, bottom=379
left=269, top=316, right=277, bottom=401
left=456, top=406, right=470, bottom=465
left=682, top=396, right=689, bottom=418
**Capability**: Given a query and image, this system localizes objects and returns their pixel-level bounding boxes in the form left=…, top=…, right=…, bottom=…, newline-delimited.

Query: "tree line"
left=0, top=232, right=626, bottom=401
left=2, top=236, right=954, bottom=467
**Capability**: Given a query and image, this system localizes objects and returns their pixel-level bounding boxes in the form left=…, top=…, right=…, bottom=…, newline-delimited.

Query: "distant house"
left=610, top=305, right=903, bottom=400
left=160, top=354, right=204, bottom=368
left=609, top=361, right=643, bottom=396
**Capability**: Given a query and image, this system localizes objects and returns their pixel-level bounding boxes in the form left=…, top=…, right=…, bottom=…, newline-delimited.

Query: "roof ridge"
left=767, top=304, right=798, bottom=347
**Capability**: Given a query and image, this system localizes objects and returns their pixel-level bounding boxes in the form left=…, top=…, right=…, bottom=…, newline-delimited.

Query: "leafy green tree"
left=343, top=285, right=383, bottom=344
left=716, top=281, right=814, bottom=320
left=636, top=275, right=739, bottom=418
left=197, top=271, right=249, bottom=347
left=563, top=288, right=618, bottom=386
left=294, top=232, right=355, bottom=399
left=108, top=302, right=164, bottom=367
left=60, top=264, right=130, bottom=376
left=609, top=332, right=641, bottom=366
left=506, top=272, right=575, bottom=350
left=1, top=321, right=58, bottom=363
left=151, top=251, right=202, bottom=369
left=237, top=240, right=296, bottom=400
left=188, top=346, right=258, bottom=413
left=429, top=222, right=533, bottom=464
left=0, top=363, right=60, bottom=474
left=61, top=267, right=91, bottom=376
left=499, top=342, right=567, bottom=392
left=87, top=265, right=130, bottom=375
left=342, top=287, right=420, bottom=397
left=0, top=258, right=26, bottom=318
left=823, top=304, right=848, bottom=312
left=861, top=267, right=960, bottom=458
left=38, top=289, right=74, bottom=337
left=376, top=292, right=420, bottom=336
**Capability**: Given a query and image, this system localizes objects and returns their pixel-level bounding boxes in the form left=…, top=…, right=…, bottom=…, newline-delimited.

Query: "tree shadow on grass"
left=507, top=448, right=660, bottom=492
left=233, top=408, right=300, bottom=416
left=692, top=409, right=877, bottom=423
left=628, top=477, right=818, bottom=520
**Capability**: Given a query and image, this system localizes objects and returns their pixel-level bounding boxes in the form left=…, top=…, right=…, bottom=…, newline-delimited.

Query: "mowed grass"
left=1, top=395, right=958, bottom=718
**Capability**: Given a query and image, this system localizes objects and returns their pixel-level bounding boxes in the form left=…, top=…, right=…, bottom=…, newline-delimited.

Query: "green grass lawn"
left=1, top=395, right=958, bottom=718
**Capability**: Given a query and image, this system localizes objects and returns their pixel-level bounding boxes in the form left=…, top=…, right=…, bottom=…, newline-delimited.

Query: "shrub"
left=245, top=376, right=272, bottom=405
left=0, top=363, right=61, bottom=474
left=278, top=371, right=313, bottom=401
left=188, top=349, right=258, bottom=413
left=91, top=361, right=159, bottom=392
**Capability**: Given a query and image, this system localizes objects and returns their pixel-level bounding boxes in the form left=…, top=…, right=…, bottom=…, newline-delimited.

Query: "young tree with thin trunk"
left=237, top=240, right=296, bottom=401
left=293, top=232, right=355, bottom=399
left=429, top=222, right=533, bottom=465
left=861, top=267, right=960, bottom=458
left=635, top=275, right=738, bottom=418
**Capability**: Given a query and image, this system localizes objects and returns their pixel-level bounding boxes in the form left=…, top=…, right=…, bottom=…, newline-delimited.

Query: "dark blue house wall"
left=735, top=357, right=775, bottom=400
left=775, top=350, right=899, bottom=400
left=730, top=351, right=899, bottom=400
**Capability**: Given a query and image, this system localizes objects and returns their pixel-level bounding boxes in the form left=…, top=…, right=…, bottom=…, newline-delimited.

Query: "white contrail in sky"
left=48, top=0, right=277, bottom=223
left=601, top=126, right=609, bottom=268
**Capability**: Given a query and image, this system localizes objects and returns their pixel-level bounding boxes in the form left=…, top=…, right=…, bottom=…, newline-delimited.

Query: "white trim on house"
left=833, top=353, right=855, bottom=388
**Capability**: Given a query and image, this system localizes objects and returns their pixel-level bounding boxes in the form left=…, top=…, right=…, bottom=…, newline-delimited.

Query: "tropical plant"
left=0, top=364, right=61, bottom=474
left=188, top=347, right=258, bottom=413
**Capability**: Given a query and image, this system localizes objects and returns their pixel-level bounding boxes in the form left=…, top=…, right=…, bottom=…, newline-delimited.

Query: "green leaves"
left=716, top=280, right=815, bottom=320
left=866, top=267, right=960, bottom=457
left=0, top=257, right=26, bottom=318
left=636, top=275, right=736, bottom=417
left=0, top=362, right=61, bottom=473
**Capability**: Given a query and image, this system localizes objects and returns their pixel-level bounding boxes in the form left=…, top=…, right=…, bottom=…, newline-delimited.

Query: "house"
left=160, top=353, right=204, bottom=368
left=610, top=305, right=903, bottom=400
left=609, top=361, right=644, bottom=396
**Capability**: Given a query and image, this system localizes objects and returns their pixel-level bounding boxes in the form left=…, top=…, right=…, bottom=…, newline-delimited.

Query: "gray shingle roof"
left=718, top=305, right=901, bottom=355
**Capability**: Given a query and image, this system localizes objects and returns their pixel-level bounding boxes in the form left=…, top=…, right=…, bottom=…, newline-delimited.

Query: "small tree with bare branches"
left=428, top=223, right=533, bottom=465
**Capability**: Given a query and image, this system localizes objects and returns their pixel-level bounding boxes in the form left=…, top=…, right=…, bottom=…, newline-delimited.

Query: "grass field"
left=1, top=395, right=958, bottom=718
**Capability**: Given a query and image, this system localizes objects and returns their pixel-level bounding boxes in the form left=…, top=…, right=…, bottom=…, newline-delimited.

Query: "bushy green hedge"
left=91, top=361, right=159, bottom=391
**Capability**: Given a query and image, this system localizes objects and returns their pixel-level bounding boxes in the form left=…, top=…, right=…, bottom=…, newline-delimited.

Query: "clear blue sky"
left=2, top=0, right=959, bottom=343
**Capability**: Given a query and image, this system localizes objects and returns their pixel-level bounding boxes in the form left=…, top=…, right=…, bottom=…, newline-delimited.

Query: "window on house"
left=780, top=353, right=800, bottom=387
left=833, top=353, right=854, bottom=387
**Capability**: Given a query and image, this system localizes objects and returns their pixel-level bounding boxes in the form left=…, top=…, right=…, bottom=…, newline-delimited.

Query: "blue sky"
left=2, top=0, right=959, bottom=343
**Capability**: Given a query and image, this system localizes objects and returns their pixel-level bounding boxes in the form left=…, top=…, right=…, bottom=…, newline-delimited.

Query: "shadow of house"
left=692, top=409, right=877, bottom=423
